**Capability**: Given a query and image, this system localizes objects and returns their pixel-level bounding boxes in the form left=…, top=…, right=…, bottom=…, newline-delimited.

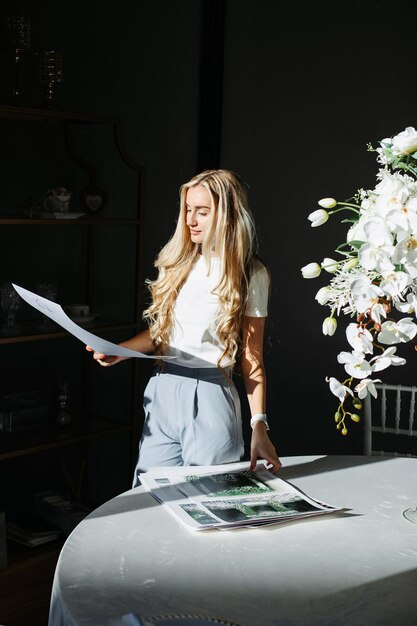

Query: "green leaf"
left=336, top=240, right=363, bottom=251
left=393, top=161, right=417, bottom=176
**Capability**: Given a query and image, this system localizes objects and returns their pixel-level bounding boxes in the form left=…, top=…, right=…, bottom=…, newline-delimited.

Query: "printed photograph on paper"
left=183, top=470, right=274, bottom=498
left=179, top=503, right=219, bottom=526
left=200, top=493, right=323, bottom=523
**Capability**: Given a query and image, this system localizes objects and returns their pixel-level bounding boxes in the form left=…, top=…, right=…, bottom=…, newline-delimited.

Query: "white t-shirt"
left=164, top=256, right=270, bottom=368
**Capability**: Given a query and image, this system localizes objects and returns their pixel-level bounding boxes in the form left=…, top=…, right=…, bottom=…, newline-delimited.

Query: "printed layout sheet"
left=139, top=460, right=342, bottom=531
left=12, top=283, right=171, bottom=360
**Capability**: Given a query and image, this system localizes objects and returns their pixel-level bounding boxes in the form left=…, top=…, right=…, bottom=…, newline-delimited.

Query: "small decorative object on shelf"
left=79, top=186, right=107, bottom=213
left=0, top=282, right=21, bottom=337
left=56, top=381, right=72, bottom=426
left=301, top=126, right=417, bottom=436
left=37, top=49, right=63, bottom=109
left=0, top=391, right=48, bottom=433
left=5, top=15, right=31, bottom=104
left=44, top=186, right=72, bottom=213
left=5, top=513, right=61, bottom=547
left=16, top=195, right=44, bottom=218
left=0, top=390, right=48, bottom=433
left=34, top=490, right=90, bottom=535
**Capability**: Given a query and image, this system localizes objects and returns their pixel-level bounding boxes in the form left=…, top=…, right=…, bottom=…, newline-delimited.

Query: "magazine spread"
left=139, top=460, right=341, bottom=531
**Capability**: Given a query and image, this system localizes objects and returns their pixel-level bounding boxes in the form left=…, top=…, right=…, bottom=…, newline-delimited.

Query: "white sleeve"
left=244, top=260, right=270, bottom=317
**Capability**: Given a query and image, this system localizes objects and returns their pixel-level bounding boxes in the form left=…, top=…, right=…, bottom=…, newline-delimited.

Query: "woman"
left=87, top=169, right=281, bottom=485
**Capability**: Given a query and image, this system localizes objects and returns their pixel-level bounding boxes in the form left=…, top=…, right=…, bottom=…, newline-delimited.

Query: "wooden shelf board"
left=0, top=320, right=140, bottom=345
left=0, top=104, right=119, bottom=124
left=0, top=217, right=141, bottom=225
left=0, top=420, right=133, bottom=461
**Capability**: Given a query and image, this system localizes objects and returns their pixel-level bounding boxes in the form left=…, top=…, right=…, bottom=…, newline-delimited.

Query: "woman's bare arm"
left=86, top=328, right=155, bottom=367
left=241, top=316, right=281, bottom=473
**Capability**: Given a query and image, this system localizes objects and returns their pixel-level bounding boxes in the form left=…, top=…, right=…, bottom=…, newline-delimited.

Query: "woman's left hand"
left=250, top=421, right=282, bottom=473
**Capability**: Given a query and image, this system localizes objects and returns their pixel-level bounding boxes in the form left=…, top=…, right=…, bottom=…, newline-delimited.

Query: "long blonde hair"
left=143, top=169, right=260, bottom=367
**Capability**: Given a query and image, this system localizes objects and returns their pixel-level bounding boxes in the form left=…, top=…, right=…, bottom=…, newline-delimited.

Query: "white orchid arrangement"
left=301, top=126, right=417, bottom=435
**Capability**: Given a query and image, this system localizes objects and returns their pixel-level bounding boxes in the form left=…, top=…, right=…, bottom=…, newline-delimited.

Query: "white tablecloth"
left=48, top=455, right=417, bottom=626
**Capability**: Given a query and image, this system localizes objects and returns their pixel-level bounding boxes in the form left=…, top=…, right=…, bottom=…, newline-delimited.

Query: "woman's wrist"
left=250, top=413, right=270, bottom=431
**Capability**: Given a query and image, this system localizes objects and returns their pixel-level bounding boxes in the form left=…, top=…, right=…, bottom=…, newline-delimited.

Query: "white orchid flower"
left=346, top=323, right=374, bottom=354
left=391, top=126, right=417, bottom=155
left=308, top=209, right=329, bottom=227
left=392, top=232, right=417, bottom=270
left=395, top=292, right=417, bottom=315
left=322, top=317, right=337, bottom=336
left=301, top=262, right=321, bottom=279
left=349, top=216, right=395, bottom=272
left=363, top=215, right=394, bottom=244
left=321, top=257, right=339, bottom=273
left=378, top=318, right=417, bottom=345
left=385, top=196, right=417, bottom=234
left=379, top=270, right=411, bottom=299
left=354, top=378, right=382, bottom=399
left=318, top=198, right=337, bottom=209
left=358, top=241, right=395, bottom=273
left=347, top=206, right=386, bottom=243
left=369, top=301, right=387, bottom=325
left=337, top=349, right=372, bottom=379
left=347, top=219, right=368, bottom=244
left=326, top=376, right=354, bottom=402
left=350, top=276, right=384, bottom=314
left=374, top=193, right=406, bottom=223
left=370, top=346, right=406, bottom=371
left=403, top=260, right=417, bottom=280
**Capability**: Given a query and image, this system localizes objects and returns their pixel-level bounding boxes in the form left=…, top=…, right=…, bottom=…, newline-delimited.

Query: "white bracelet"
left=250, top=413, right=270, bottom=431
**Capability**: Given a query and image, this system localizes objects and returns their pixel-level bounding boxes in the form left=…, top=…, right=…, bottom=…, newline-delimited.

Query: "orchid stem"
left=329, top=204, right=361, bottom=215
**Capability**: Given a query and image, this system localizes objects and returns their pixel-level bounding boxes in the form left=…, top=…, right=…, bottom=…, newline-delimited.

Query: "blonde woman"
left=87, top=169, right=281, bottom=485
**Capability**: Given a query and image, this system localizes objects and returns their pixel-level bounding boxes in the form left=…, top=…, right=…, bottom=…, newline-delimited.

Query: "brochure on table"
left=12, top=283, right=171, bottom=360
left=139, top=460, right=342, bottom=531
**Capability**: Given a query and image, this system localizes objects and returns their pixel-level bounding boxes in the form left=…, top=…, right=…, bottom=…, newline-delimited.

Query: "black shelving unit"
left=0, top=104, right=145, bottom=626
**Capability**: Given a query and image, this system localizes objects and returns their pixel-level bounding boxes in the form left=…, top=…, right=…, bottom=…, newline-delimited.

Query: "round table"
left=47, top=455, right=417, bottom=626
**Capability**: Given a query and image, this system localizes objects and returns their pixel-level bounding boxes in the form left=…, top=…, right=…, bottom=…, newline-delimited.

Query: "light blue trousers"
left=132, top=363, right=244, bottom=486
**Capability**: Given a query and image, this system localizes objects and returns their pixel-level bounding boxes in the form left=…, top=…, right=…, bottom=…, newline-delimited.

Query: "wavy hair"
left=143, top=169, right=260, bottom=368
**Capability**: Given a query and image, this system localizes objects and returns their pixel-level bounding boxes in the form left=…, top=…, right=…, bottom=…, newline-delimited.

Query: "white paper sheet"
left=12, top=283, right=172, bottom=360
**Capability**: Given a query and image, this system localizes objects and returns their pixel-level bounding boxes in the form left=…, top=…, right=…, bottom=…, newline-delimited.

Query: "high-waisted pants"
left=132, top=362, right=244, bottom=487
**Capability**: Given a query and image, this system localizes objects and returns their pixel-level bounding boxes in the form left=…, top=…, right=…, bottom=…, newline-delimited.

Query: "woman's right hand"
left=85, top=345, right=121, bottom=367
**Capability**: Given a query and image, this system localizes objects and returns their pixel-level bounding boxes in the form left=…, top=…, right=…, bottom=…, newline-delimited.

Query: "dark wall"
left=2, top=0, right=417, bottom=461
left=220, top=0, right=417, bottom=455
